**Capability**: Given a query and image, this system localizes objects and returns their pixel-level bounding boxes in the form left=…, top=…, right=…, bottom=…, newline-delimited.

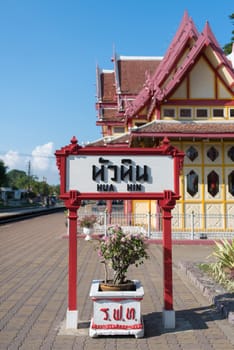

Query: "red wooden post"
left=161, top=205, right=173, bottom=310
left=68, top=206, right=79, bottom=310
left=159, top=191, right=176, bottom=328
left=64, top=191, right=81, bottom=328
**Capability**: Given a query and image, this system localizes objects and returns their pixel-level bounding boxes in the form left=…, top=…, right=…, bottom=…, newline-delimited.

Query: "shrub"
left=97, top=225, right=149, bottom=285
left=79, top=215, right=97, bottom=228
left=208, top=239, right=234, bottom=291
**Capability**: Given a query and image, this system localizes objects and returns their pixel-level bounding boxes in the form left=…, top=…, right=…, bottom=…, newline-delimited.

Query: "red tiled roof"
left=96, top=108, right=125, bottom=123
left=89, top=121, right=234, bottom=147
left=97, top=58, right=162, bottom=104
left=118, top=58, right=161, bottom=94
left=102, top=108, right=118, bottom=120
left=131, top=121, right=234, bottom=138
left=100, top=72, right=116, bottom=102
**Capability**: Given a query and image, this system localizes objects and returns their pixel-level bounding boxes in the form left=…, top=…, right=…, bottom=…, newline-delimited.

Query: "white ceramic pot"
left=83, top=227, right=92, bottom=240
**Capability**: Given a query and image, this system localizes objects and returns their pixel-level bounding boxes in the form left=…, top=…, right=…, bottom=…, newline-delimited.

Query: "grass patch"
left=198, top=262, right=211, bottom=274
left=198, top=262, right=234, bottom=292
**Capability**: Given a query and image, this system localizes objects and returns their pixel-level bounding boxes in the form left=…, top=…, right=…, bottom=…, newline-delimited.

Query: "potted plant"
left=79, top=214, right=97, bottom=240
left=97, top=225, right=148, bottom=290
left=89, top=225, right=148, bottom=338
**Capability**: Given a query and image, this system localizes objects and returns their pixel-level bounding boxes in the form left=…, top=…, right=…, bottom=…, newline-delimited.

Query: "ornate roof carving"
left=125, top=12, right=234, bottom=119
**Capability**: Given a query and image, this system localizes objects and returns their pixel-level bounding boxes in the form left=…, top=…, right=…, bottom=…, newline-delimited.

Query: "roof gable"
left=167, top=22, right=234, bottom=92
left=125, top=13, right=234, bottom=118
left=151, top=11, right=199, bottom=87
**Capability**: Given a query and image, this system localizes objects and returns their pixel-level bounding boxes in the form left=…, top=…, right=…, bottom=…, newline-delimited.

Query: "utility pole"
left=27, top=160, right=31, bottom=191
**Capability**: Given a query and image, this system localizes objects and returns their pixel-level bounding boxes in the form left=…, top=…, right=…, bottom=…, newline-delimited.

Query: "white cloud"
left=31, top=142, right=54, bottom=171
left=1, top=142, right=60, bottom=185
left=31, top=142, right=59, bottom=184
left=1, top=150, right=23, bottom=169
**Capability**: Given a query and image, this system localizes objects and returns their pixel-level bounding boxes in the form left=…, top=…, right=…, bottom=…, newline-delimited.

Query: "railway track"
left=0, top=206, right=65, bottom=225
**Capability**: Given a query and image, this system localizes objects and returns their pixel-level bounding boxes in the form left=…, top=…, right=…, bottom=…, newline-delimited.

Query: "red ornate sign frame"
left=55, top=136, right=184, bottom=329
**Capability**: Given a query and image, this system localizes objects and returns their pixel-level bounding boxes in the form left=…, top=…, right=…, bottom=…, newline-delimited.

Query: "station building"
left=92, top=12, right=234, bottom=233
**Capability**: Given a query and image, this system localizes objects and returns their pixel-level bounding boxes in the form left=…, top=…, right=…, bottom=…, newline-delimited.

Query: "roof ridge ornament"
left=71, top=136, right=78, bottom=145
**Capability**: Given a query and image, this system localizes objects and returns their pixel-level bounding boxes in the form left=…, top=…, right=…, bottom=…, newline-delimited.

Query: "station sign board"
left=55, top=137, right=184, bottom=201
left=67, top=155, right=173, bottom=194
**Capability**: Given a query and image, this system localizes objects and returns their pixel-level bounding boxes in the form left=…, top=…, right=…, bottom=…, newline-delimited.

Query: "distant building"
left=0, top=187, right=27, bottom=203
left=92, top=12, right=234, bottom=232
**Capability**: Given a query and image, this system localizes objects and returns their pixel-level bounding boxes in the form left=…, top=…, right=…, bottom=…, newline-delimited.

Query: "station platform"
left=0, top=212, right=233, bottom=349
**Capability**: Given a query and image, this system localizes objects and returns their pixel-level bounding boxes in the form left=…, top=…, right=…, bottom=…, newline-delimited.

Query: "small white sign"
left=93, top=299, right=141, bottom=326
left=66, top=155, right=173, bottom=193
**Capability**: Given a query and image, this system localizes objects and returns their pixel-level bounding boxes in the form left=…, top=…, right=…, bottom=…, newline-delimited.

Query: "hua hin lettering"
left=92, top=157, right=150, bottom=192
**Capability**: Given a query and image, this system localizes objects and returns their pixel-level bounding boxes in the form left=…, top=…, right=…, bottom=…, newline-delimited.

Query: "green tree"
left=50, top=184, right=60, bottom=196
left=223, top=13, right=234, bottom=55
left=0, top=160, right=8, bottom=187
left=7, top=169, right=28, bottom=189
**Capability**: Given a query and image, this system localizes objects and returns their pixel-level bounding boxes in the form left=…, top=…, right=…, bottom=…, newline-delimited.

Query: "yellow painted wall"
left=132, top=141, right=234, bottom=231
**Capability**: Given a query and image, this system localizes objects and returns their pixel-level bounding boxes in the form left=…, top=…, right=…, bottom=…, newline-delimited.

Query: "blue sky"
left=0, top=0, right=233, bottom=184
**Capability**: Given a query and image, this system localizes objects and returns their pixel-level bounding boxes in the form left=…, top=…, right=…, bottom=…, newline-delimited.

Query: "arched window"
left=228, top=171, right=234, bottom=196
left=228, top=147, right=234, bottom=162
left=187, top=170, right=198, bottom=196
left=207, top=171, right=219, bottom=197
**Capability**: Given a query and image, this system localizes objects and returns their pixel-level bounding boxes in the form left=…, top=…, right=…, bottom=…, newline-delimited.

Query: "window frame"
left=112, top=126, right=125, bottom=134
left=162, top=108, right=175, bottom=118
left=229, top=108, right=234, bottom=118
left=195, top=108, right=209, bottom=119
left=179, top=108, right=192, bottom=119
left=212, top=108, right=224, bottom=118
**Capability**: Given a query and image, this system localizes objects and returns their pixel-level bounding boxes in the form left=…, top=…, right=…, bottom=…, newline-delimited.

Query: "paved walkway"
left=0, top=213, right=233, bottom=349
